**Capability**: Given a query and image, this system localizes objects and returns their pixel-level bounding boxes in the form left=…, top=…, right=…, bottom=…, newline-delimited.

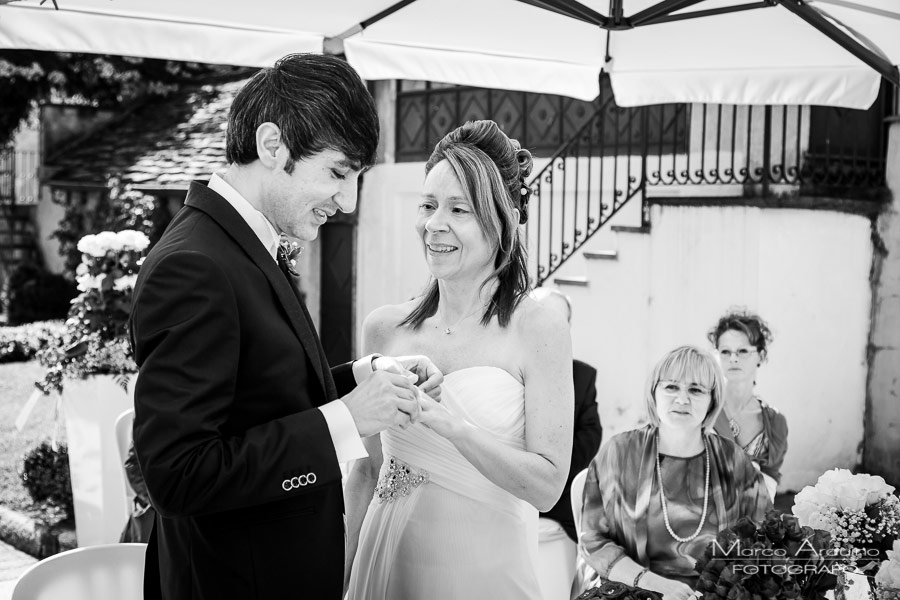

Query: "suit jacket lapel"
left=183, top=183, right=330, bottom=395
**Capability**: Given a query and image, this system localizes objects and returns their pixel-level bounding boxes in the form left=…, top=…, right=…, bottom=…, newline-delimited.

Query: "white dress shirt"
left=208, top=174, right=368, bottom=463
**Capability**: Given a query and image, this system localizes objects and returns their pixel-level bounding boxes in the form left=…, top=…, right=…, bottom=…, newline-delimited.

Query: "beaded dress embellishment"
left=374, top=456, right=429, bottom=503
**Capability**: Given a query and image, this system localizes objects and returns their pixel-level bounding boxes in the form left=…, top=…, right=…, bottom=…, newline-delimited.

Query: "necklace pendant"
left=444, top=328, right=452, bottom=335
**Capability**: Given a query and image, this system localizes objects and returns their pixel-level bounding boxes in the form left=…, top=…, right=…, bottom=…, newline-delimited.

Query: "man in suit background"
left=533, top=287, right=603, bottom=600
left=129, top=54, right=441, bottom=600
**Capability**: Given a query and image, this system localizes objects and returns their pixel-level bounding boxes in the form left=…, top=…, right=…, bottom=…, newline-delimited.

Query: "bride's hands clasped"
left=374, top=355, right=443, bottom=403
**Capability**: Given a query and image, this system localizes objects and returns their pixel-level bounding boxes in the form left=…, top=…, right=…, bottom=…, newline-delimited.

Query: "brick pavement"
left=0, top=539, right=36, bottom=600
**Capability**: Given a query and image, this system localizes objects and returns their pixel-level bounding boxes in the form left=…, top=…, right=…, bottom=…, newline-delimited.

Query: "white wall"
left=564, top=204, right=872, bottom=492
left=34, top=185, right=67, bottom=274
left=355, top=162, right=431, bottom=340
left=865, top=120, right=900, bottom=486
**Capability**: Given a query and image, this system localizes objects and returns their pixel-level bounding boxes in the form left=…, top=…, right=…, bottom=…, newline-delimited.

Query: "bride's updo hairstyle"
left=402, top=119, right=533, bottom=330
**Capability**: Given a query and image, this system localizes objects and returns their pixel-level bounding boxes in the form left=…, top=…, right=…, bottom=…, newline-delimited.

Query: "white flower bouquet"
left=35, top=230, right=150, bottom=394
left=875, top=540, right=900, bottom=600
left=793, top=469, right=900, bottom=573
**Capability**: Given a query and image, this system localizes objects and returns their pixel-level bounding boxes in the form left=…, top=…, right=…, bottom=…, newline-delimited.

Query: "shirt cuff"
left=351, top=353, right=381, bottom=384
left=318, top=401, right=368, bottom=463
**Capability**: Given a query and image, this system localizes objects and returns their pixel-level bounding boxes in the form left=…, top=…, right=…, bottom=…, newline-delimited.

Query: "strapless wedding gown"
left=347, top=366, right=540, bottom=599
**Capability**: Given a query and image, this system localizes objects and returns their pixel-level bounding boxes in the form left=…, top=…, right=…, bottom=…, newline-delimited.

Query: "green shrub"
left=3, top=263, right=77, bottom=326
left=20, top=441, right=74, bottom=520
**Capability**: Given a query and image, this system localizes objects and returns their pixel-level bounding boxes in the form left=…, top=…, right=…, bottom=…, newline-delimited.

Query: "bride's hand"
left=415, top=388, right=462, bottom=439
left=376, top=355, right=443, bottom=402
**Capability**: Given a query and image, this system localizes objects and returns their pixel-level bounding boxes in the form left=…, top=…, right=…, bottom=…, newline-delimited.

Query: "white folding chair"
left=12, top=543, right=147, bottom=600
left=570, top=468, right=589, bottom=541
left=115, top=408, right=136, bottom=513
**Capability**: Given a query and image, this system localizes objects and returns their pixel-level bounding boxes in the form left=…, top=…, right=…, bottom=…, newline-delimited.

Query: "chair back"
left=12, top=542, right=147, bottom=600
left=570, top=468, right=589, bottom=541
left=116, top=408, right=136, bottom=511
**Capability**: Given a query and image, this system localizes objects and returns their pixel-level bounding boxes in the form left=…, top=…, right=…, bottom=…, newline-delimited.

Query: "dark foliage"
left=576, top=581, right=663, bottom=599
left=0, top=320, right=66, bottom=363
left=0, top=49, right=246, bottom=147
left=2, top=262, right=77, bottom=325
left=52, top=174, right=172, bottom=274
left=20, top=441, right=74, bottom=520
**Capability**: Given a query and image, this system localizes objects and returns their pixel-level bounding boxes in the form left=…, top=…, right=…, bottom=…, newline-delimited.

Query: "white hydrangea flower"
left=113, top=274, right=138, bottom=291
left=94, top=230, right=122, bottom=252
left=117, top=229, right=151, bottom=252
left=76, top=273, right=105, bottom=292
left=77, top=234, right=106, bottom=258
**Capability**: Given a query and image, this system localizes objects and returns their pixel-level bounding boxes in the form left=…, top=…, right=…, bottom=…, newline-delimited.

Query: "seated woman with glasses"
left=707, top=309, right=788, bottom=499
left=573, top=346, right=770, bottom=600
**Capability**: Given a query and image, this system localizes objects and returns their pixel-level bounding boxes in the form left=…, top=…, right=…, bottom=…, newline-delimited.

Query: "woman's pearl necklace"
left=656, top=434, right=711, bottom=543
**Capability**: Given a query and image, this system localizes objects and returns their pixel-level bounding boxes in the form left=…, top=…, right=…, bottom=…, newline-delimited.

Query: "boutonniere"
left=277, top=235, right=303, bottom=277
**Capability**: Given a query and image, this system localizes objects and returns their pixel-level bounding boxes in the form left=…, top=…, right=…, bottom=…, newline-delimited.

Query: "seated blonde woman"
left=574, top=346, right=771, bottom=600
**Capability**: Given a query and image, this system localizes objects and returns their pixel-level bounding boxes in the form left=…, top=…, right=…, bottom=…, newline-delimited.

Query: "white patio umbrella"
left=341, top=0, right=900, bottom=108
left=0, top=0, right=898, bottom=108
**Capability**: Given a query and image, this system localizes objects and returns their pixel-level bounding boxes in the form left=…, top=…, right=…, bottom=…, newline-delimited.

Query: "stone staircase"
left=548, top=187, right=649, bottom=290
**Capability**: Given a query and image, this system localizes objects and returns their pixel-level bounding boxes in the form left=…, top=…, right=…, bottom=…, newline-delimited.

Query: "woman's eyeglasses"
left=657, top=381, right=711, bottom=400
left=718, top=347, right=758, bottom=360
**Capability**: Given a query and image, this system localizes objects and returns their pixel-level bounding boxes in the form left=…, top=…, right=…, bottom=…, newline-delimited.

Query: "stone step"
left=583, top=250, right=617, bottom=260
left=610, top=225, right=650, bottom=234
left=553, top=276, right=589, bottom=287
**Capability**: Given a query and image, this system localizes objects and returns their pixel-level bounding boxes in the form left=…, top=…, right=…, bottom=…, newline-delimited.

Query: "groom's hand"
left=377, top=355, right=443, bottom=402
left=341, top=371, right=420, bottom=437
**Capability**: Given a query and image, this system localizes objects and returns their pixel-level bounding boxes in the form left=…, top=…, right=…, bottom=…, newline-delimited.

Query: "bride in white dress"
left=345, top=120, right=574, bottom=599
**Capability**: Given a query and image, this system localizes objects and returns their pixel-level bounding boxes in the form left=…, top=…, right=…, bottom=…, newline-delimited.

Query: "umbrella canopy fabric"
left=0, top=0, right=358, bottom=66
left=342, top=0, right=607, bottom=101
left=586, top=0, right=900, bottom=108
left=345, top=0, right=900, bottom=108
left=0, top=0, right=898, bottom=108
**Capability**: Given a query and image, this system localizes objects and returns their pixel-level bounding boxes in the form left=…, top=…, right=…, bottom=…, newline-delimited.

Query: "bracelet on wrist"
left=634, top=567, right=649, bottom=588
left=606, top=553, right=626, bottom=576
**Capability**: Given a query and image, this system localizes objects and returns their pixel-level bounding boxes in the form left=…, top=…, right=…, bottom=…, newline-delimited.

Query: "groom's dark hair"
left=225, top=53, right=379, bottom=172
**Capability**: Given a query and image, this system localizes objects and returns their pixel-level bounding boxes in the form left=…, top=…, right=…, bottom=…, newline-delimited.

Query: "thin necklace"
left=725, top=394, right=757, bottom=438
left=656, top=434, right=710, bottom=543
left=437, top=303, right=485, bottom=335
left=727, top=415, right=741, bottom=438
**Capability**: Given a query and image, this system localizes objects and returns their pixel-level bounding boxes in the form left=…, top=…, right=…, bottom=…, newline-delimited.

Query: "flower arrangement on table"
left=792, top=469, right=900, bottom=574
left=34, top=230, right=150, bottom=395
left=694, top=510, right=837, bottom=600
left=575, top=580, right=662, bottom=600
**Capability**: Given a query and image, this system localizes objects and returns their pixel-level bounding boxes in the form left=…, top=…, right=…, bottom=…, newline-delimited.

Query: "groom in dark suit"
left=129, top=54, right=441, bottom=600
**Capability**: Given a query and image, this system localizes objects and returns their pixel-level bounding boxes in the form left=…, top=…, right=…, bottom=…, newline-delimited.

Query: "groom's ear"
left=256, top=122, right=284, bottom=169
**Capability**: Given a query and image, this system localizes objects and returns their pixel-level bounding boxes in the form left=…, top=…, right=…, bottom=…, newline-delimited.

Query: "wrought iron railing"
left=0, top=148, right=41, bottom=276
left=0, top=148, right=40, bottom=205
left=528, top=87, right=891, bottom=286
left=526, top=88, right=688, bottom=283
left=644, top=103, right=887, bottom=191
left=0, top=147, right=13, bottom=204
